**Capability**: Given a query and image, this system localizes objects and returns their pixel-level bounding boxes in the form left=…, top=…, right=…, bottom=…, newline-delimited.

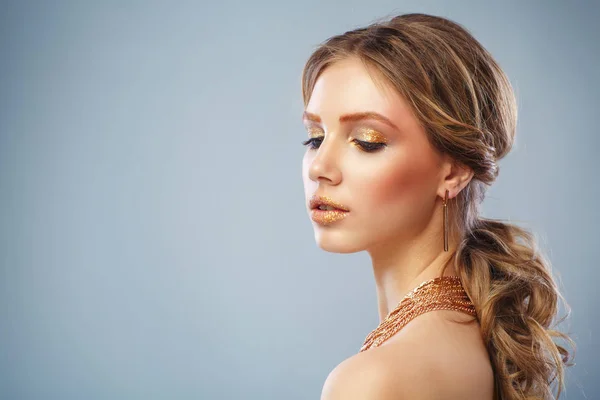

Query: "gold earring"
left=443, top=190, right=449, bottom=252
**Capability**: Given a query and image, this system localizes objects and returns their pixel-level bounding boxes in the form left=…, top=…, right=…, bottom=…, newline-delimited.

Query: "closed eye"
left=301, top=137, right=386, bottom=153
left=301, top=137, right=323, bottom=150
left=352, top=139, right=387, bottom=152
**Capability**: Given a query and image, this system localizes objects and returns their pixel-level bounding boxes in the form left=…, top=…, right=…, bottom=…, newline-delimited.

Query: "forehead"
left=305, top=57, right=407, bottom=123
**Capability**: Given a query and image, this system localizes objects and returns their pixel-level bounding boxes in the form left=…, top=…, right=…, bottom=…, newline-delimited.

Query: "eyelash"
left=301, top=137, right=386, bottom=153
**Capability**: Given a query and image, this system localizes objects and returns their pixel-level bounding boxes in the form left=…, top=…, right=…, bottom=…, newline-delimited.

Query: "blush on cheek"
left=370, top=159, right=434, bottom=207
left=360, top=162, right=438, bottom=247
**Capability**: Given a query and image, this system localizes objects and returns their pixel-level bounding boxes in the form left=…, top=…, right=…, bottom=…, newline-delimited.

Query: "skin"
left=302, top=57, right=493, bottom=399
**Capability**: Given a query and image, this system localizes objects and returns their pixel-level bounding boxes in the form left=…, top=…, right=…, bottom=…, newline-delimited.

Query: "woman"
left=300, top=13, right=573, bottom=400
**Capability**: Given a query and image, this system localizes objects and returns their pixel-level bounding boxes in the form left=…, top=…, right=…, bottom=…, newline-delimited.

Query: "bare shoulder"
left=321, top=311, right=494, bottom=400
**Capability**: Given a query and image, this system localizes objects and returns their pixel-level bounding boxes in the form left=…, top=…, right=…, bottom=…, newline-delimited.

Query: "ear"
left=439, top=158, right=474, bottom=200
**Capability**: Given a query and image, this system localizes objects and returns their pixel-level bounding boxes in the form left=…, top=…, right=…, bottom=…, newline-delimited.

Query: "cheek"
left=358, top=151, right=438, bottom=209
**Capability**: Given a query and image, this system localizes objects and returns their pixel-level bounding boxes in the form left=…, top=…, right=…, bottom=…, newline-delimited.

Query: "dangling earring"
left=443, top=189, right=449, bottom=252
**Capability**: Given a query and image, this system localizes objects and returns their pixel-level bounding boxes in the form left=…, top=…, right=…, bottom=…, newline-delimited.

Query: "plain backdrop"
left=1, top=1, right=598, bottom=399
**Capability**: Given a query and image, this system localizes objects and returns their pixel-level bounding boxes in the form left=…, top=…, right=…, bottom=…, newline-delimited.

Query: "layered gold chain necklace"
left=360, top=276, right=477, bottom=352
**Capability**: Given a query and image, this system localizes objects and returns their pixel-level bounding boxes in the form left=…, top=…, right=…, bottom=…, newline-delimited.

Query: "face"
left=302, top=57, right=447, bottom=254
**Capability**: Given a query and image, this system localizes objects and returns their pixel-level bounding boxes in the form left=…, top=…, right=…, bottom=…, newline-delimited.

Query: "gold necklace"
left=360, top=276, right=477, bottom=352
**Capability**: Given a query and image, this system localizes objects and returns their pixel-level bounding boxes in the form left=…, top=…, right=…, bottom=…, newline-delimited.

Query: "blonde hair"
left=301, top=13, right=574, bottom=399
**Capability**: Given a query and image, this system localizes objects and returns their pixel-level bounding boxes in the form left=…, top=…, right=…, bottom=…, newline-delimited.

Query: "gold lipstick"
left=309, top=195, right=350, bottom=226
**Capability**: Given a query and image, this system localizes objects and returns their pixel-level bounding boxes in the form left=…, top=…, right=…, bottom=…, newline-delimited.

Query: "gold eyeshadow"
left=305, top=127, right=387, bottom=144
left=355, top=128, right=388, bottom=143
left=307, top=128, right=323, bottom=138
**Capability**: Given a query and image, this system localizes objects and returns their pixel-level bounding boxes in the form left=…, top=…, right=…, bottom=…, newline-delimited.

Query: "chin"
left=313, top=229, right=365, bottom=254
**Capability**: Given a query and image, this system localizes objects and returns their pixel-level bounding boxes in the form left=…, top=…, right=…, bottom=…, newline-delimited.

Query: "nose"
left=307, top=135, right=342, bottom=186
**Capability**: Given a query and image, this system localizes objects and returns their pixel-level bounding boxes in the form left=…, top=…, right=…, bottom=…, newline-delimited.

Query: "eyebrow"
left=302, top=111, right=399, bottom=130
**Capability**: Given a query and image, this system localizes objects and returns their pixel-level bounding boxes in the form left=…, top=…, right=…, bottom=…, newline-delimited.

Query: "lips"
left=309, top=195, right=350, bottom=212
left=309, top=195, right=350, bottom=225
left=310, top=208, right=349, bottom=225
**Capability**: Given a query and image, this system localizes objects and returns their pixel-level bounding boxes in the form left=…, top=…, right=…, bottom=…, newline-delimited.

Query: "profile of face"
left=302, top=57, right=449, bottom=254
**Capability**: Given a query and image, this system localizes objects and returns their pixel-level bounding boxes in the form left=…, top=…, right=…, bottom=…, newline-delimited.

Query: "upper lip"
left=309, top=195, right=350, bottom=211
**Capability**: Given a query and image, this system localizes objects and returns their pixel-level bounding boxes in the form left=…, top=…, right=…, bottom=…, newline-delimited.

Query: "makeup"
left=309, top=195, right=350, bottom=226
left=309, top=195, right=349, bottom=211
left=307, top=127, right=323, bottom=138
left=355, top=127, right=388, bottom=143
left=310, top=209, right=349, bottom=225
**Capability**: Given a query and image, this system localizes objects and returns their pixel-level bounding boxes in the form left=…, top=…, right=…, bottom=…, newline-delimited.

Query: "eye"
left=352, top=139, right=387, bottom=153
left=301, top=137, right=323, bottom=150
left=302, top=137, right=387, bottom=152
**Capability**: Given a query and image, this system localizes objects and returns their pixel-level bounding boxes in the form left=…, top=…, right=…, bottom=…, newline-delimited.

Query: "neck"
left=367, top=234, right=459, bottom=323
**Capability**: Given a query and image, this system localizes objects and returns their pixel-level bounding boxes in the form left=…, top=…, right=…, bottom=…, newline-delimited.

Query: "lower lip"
left=310, top=209, right=349, bottom=225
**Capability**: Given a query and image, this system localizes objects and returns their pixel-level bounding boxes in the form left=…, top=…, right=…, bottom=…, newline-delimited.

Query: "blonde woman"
left=301, top=13, right=573, bottom=400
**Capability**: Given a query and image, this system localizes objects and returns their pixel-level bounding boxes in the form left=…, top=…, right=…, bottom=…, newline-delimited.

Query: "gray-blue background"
left=1, top=1, right=597, bottom=399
